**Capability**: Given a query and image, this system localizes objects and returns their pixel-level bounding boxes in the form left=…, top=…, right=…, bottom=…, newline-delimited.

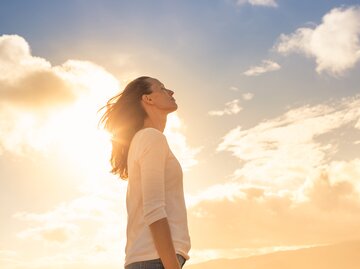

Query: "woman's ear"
left=141, top=94, right=152, bottom=104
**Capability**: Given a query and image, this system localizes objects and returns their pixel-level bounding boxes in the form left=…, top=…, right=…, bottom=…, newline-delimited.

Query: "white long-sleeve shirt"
left=124, top=127, right=191, bottom=267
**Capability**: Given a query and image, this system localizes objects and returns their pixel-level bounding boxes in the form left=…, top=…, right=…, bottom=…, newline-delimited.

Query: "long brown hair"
left=99, top=76, right=152, bottom=179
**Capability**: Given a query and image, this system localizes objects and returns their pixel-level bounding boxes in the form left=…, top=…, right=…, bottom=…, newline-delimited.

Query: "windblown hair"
left=99, top=76, right=152, bottom=179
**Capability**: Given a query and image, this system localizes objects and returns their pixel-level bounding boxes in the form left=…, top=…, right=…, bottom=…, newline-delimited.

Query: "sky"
left=1, top=0, right=360, bottom=268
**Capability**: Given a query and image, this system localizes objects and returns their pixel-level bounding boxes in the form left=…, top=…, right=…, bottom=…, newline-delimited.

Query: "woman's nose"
left=167, top=89, right=174, bottom=96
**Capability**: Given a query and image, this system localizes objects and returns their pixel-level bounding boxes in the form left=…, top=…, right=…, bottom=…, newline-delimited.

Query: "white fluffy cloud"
left=275, top=6, right=360, bottom=76
left=236, top=0, right=278, bottom=7
left=217, top=96, right=360, bottom=189
left=0, top=34, right=120, bottom=155
left=0, top=35, right=118, bottom=109
left=208, top=99, right=242, bottom=116
left=243, top=60, right=281, bottom=76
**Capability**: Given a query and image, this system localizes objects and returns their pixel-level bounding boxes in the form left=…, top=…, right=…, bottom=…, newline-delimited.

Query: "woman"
left=99, top=76, right=191, bottom=269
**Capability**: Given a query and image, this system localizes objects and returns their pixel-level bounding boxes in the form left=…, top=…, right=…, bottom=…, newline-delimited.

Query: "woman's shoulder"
left=130, top=128, right=169, bottom=160
left=133, top=128, right=167, bottom=145
left=138, top=127, right=164, bottom=135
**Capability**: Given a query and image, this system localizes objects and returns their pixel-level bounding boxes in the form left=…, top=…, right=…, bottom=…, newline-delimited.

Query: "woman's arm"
left=149, top=217, right=181, bottom=269
left=138, top=130, right=180, bottom=268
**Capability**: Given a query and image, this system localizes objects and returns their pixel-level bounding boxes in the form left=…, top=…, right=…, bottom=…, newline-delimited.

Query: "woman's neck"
left=143, top=116, right=167, bottom=133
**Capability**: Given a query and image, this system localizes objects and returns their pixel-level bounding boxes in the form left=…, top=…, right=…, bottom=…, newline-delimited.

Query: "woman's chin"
left=168, top=104, right=178, bottom=113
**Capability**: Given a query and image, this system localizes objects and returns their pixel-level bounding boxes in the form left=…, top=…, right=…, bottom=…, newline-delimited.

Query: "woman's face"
left=145, top=78, right=178, bottom=112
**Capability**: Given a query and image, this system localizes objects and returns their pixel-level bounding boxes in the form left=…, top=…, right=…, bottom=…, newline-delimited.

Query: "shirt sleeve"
left=138, top=129, right=169, bottom=226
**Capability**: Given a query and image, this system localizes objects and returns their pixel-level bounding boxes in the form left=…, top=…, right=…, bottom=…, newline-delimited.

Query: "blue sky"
left=1, top=1, right=360, bottom=268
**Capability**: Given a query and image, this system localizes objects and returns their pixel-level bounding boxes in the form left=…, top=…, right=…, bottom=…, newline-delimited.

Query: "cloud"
left=12, top=179, right=128, bottom=267
left=13, top=192, right=121, bottom=223
left=208, top=99, right=242, bottom=116
left=242, top=92, right=254, bottom=100
left=0, top=250, right=20, bottom=269
left=0, top=39, right=120, bottom=109
left=165, top=113, right=202, bottom=170
left=183, top=94, right=360, bottom=255
left=0, top=34, right=121, bottom=155
left=305, top=165, right=360, bottom=211
left=355, top=118, right=360, bottom=129
left=275, top=6, right=360, bottom=76
left=0, top=250, right=17, bottom=258
left=217, top=95, right=360, bottom=189
left=243, top=60, right=281, bottom=76
left=17, top=223, right=79, bottom=244
left=0, top=35, right=74, bottom=108
left=187, top=158, right=360, bottom=251
left=236, top=0, right=278, bottom=8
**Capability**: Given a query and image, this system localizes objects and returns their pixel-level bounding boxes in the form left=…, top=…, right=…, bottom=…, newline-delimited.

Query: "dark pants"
left=125, top=254, right=186, bottom=269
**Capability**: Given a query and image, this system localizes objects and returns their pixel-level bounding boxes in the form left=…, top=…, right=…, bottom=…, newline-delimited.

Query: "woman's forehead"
left=149, top=78, right=164, bottom=88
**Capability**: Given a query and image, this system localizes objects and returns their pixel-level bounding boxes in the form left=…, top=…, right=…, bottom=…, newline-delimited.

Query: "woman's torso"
left=124, top=128, right=191, bottom=267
